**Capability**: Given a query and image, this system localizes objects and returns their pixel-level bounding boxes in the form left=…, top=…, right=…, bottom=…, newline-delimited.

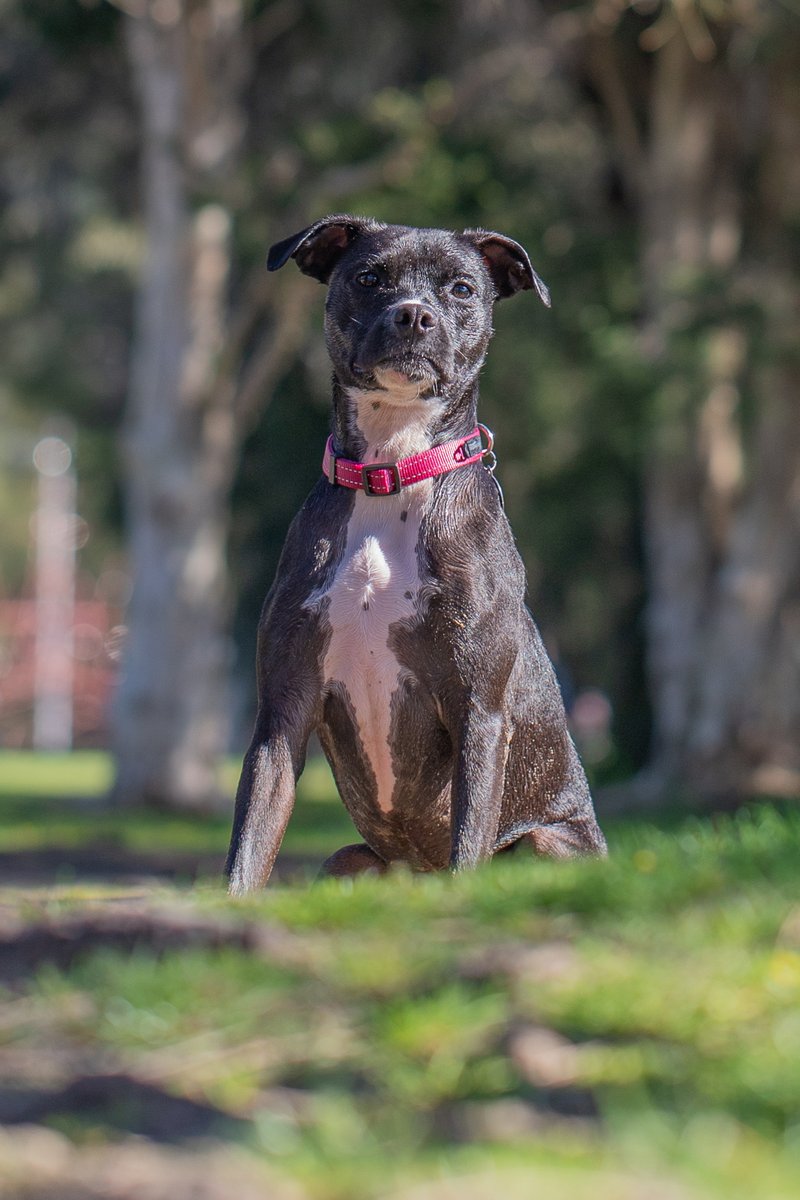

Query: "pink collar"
left=322, top=425, right=491, bottom=497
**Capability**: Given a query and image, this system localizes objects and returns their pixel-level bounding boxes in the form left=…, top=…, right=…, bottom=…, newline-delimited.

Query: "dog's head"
left=268, top=216, right=549, bottom=403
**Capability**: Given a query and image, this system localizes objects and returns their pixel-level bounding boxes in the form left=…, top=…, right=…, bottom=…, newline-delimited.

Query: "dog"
left=226, top=215, right=606, bottom=893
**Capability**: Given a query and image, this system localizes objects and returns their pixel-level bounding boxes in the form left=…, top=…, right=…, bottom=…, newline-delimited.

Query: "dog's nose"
left=390, top=301, right=438, bottom=338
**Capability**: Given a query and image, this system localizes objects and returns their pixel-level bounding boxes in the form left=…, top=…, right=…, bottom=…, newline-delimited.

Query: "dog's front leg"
left=226, top=706, right=312, bottom=895
left=449, top=700, right=509, bottom=871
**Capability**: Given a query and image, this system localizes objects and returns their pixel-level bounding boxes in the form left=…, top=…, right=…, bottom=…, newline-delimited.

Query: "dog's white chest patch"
left=314, top=388, right=439, bottom=814
left=322, top=491, right=426, bottom=813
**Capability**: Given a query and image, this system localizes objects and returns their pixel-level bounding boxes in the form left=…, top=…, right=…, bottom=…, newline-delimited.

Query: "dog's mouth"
left=352, top=354, right=442, bottom=395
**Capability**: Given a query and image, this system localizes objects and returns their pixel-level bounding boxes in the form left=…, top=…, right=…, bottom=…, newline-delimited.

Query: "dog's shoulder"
left=257, top=480, right=352, bottom=621
left=426, top=466, right=524, bottom=588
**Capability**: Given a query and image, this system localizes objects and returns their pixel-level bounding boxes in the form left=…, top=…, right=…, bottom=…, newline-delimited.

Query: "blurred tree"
left=110, top=0, right=311, bottom=808
left=0, top=0, right=135, bottom=589
left=584, top=0, right=800, bottom=799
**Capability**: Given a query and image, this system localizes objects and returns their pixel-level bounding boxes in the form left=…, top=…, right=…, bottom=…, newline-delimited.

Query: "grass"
left=0, top=749, right=357, bottom=864
left=0, top=749, right=114, bottom=797
left=0, top=750, right=799, bottom=1198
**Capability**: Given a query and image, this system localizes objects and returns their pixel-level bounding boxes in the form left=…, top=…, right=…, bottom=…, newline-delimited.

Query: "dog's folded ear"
left=462, top=229, right=551, bottom=306
left=267, top=215, right=378, bottom=283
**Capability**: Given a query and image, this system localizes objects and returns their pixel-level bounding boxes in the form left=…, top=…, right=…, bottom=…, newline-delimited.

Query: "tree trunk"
left=111, top=2, right=241, bottom=809
left=638, top=29, right=732, bottom=787
left=112, top=0, right=311, bottom=809
left=689, top=364, right=800, bottom=796
left=637, top=27, right=800, bottom=800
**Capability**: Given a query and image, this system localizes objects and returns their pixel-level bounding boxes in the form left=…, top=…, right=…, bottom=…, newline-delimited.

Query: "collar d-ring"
left=477, top=422, right=504, bottom=508
left=477, top=423, right=497, bottom=472
left=477, top=423, right=494, bottom=454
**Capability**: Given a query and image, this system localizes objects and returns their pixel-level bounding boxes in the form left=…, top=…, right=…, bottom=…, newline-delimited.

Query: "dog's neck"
left=331, top=376, right=480, bottom=465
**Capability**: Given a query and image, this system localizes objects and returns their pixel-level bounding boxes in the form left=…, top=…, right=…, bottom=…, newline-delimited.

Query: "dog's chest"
left=315, top=486, right=429, bottom=813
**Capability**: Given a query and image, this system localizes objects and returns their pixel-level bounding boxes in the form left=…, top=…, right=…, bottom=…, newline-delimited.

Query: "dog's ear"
left=267, top=215, right=376, bottom=283
left=463, top=229, right=551, bottom=306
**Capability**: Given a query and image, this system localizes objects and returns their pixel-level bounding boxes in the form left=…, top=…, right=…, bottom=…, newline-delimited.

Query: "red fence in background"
left=0, top=600, right=123, bottom=748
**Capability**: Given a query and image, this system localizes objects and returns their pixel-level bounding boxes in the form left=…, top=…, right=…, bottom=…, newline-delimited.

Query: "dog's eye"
left=356, top=270, right=380, bottom=288
left=451, top=281, right=474, bottom=299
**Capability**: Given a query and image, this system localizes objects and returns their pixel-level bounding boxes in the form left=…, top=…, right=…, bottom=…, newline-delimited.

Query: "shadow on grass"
left=0, top=1074, right=249, bottom=1143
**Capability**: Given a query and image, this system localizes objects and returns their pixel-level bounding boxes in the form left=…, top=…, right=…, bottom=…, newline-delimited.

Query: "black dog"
left=226, top=216, right=606, bottom=892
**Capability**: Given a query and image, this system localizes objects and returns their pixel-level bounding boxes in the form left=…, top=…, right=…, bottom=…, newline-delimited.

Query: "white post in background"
left=32, top=435, right=76, bottom=752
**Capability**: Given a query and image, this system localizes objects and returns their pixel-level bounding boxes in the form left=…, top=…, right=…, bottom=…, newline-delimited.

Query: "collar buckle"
left=362, top=461, right=403, bottom=496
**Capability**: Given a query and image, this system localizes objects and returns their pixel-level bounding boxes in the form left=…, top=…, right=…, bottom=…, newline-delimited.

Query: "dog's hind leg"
left=318, top=842, right=388, bottom=879
left=520, top=816, right=607, bottom=859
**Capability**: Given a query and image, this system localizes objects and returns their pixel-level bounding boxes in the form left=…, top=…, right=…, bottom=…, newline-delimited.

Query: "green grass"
left=0, top=749, right=114, bottom=796
left=0, top=749, right=356, bottom=863
left=1, top=752, right=799, bottom=1197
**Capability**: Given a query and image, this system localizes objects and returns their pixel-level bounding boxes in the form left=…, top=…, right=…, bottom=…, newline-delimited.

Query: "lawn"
left=0, top=750, right=358, bottom=880
left=0, top=751, right=799, bottom=1199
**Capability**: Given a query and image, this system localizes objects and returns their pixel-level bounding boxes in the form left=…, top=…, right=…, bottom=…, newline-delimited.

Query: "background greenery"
left=3, top=1, right=798, bottom=798
left=0, top=0, right=672, bottom=767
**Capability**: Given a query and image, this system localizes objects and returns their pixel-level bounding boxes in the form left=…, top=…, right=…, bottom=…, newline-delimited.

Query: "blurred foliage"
left=0, top=0, right=132, bottom=587
left=1, top=0, right=799, bottom=772
left=230, top=0, right=659, bottom=768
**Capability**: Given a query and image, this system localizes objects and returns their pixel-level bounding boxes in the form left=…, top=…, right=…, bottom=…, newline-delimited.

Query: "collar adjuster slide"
left=362, top=461, right=402, bottom=496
